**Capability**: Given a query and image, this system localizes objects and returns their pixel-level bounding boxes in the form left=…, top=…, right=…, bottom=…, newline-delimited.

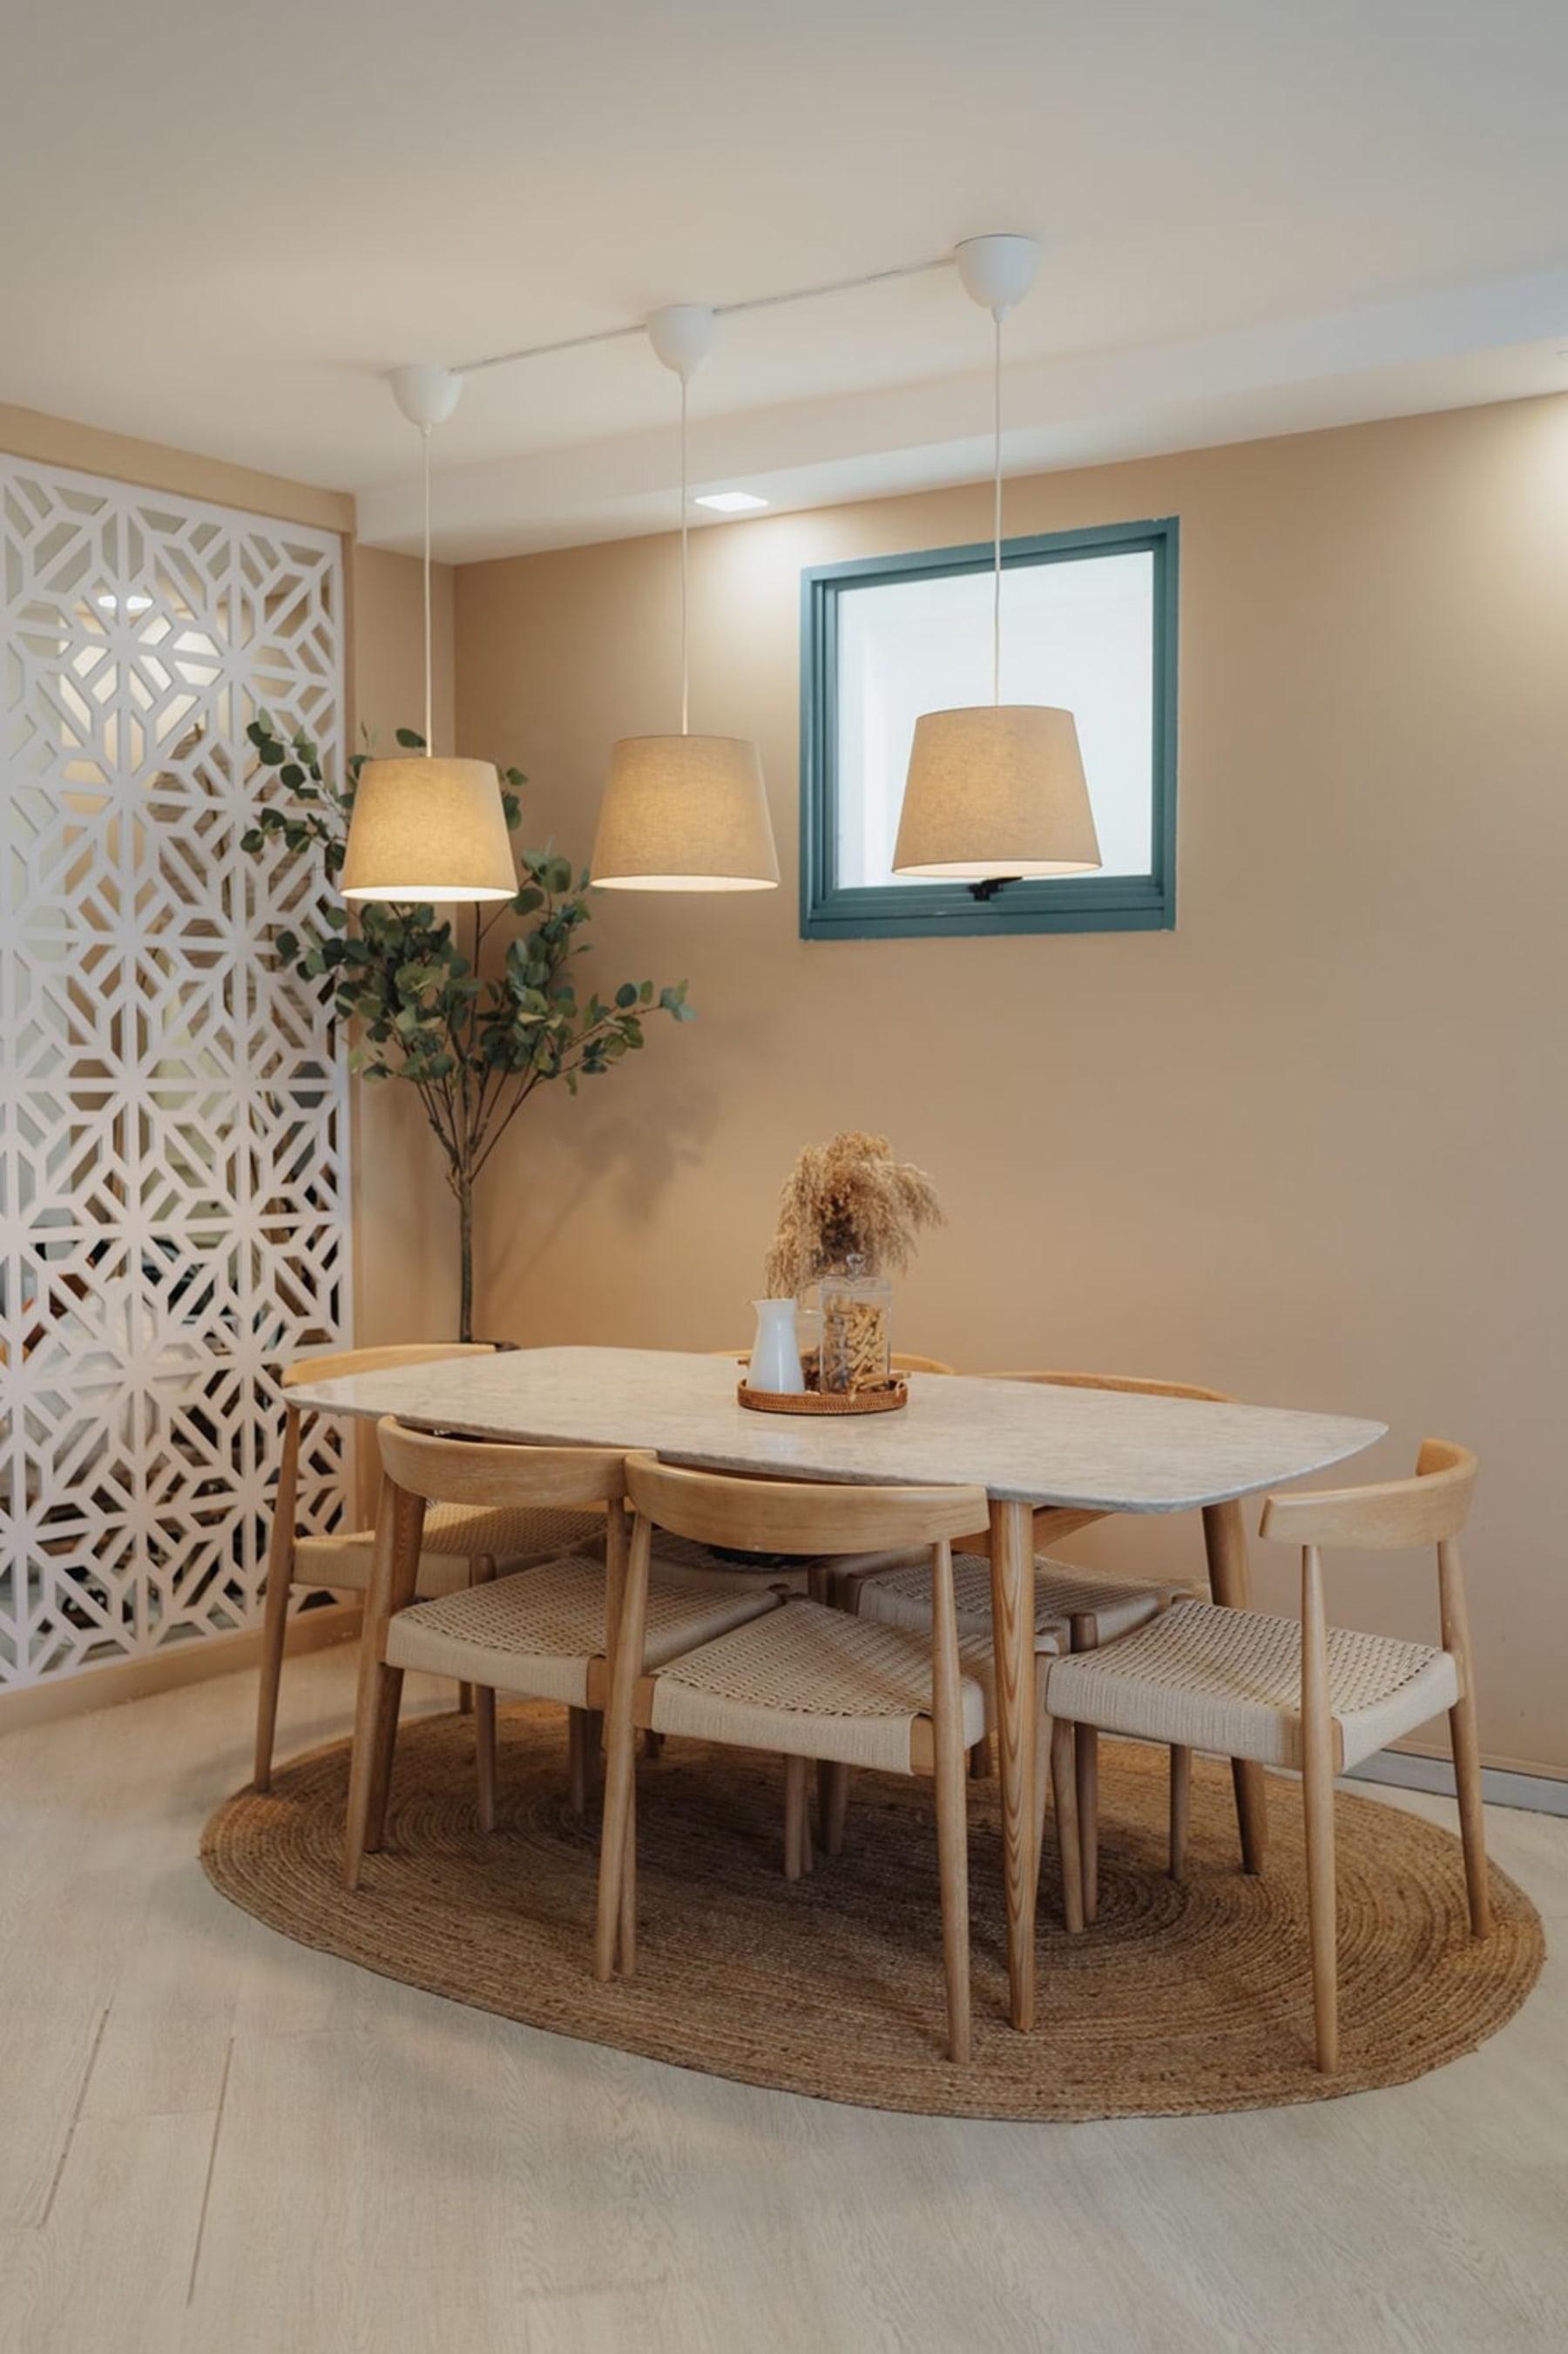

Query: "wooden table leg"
left=1202, top=1498, right=1268, bottom=1874
left=989, top=1497, right=1037, bottom=2032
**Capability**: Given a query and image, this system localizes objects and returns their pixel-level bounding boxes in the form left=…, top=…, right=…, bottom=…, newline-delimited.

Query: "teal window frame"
left=799, top=516, right=1179, bottom=940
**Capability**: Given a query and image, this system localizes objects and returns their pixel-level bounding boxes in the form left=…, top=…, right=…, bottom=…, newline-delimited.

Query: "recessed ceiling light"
left=693, top=490, right=769, bottom=514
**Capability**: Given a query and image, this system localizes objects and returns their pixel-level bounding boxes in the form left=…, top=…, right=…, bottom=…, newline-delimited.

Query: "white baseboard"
left=1348, top=1749, right=1568, bottom=1818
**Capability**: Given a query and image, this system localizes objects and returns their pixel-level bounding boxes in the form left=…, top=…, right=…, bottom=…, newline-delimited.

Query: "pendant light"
left=892, top=236, right=1101, bottom=883
left=341, top=364, right=516, bottom=903
left=591, top=306, right=779, bottom=892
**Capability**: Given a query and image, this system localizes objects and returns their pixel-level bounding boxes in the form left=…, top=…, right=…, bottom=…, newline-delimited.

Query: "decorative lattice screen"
left=0, top=455, right=351, bottom=1691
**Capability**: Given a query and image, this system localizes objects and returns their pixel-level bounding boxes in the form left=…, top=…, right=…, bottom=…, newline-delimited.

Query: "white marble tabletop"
left=287, top=1346, right=1385, bottom=1514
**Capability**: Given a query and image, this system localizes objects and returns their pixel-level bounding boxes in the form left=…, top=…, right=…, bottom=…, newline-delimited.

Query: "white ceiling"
left=7, top=0, right=1568, bottom=558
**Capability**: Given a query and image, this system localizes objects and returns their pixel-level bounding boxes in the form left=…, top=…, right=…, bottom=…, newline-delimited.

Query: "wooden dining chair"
left=254, top=1343, right=606, bottom=1792
left=839, top=1370, right=1227, bottom=1917
left=1043, top=1440, right=1490, bottom=2070
left=595, top=1454, right=1078, bottom=2065
left=342, top=1422, right=786, bottom=1890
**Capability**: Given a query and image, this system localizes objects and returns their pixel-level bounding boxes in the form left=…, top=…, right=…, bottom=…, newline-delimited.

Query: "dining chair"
left=839, top=1369, right=1227, bottom=1917
left=255, top=1343, right=607, bottom=1793
left=341, top=1421, right=786, bottom=1890
left=1042, top=1440, right=1490, bottom=2070
left=595, top=1453, right=1078, bottom=2065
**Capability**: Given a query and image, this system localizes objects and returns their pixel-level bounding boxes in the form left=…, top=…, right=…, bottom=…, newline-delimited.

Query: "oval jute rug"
left=201, top=1706, right=1544, bottom=2121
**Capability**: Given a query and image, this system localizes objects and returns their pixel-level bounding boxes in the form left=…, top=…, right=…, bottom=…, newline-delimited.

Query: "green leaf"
left=614, top=983, right=637, bottom=1010
left=280, top=762, right=305, bottom=789
left=395, top=727, right=427, bottom=751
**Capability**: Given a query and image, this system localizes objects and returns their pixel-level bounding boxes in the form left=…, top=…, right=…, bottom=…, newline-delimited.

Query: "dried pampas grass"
left=763, top=1132, right=943, bottom=1296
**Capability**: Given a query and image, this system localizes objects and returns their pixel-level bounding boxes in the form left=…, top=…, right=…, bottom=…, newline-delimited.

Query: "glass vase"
left=818, top=1271, right=893, bottom=1394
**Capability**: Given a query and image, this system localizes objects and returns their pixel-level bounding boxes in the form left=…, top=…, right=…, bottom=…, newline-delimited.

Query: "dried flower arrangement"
left=763, top=1132, right=944, bottom=1295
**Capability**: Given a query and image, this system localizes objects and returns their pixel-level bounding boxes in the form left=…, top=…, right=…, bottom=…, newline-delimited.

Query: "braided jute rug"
left=202, top=1707, right=1544, bottom=2121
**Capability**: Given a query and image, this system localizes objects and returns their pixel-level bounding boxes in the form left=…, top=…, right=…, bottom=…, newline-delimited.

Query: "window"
left=800, top=517, right=1178, bottom=939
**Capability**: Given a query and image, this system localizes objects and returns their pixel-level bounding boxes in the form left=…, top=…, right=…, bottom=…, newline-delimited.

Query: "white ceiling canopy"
left=5, top=0, right=1568, bottom=558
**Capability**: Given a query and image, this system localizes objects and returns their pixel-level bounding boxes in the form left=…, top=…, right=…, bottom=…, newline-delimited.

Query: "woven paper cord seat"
left=1044, top=1598, right=1459, bottom=1772
left=850, top=1548, right=1182, bottom=1651
left=385, top=1552, right=781, bottom=1707
left=298, top=1504, right=605, bottom=1599
left=645, top=1595, right=990, bottom=1773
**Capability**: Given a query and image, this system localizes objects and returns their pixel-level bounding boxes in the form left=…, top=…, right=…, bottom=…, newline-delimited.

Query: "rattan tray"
left=736, top=1379, right=909, bottom=1416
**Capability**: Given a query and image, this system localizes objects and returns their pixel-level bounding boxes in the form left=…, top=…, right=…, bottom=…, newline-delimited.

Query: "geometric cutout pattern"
left=1, top=455, right=350, bottom=1688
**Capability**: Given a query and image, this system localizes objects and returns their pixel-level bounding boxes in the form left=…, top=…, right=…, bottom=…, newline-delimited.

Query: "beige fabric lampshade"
left=892, top=705, right=1102, bottom=880
left=341, top=757, right=516, bottom=903
left=591, top=734, right=779, bottom=890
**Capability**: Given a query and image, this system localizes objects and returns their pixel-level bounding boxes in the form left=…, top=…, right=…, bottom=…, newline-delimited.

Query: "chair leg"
left=1075, top=1727, right=1100, bottom=1924
left=821, top=1762, right=852, bottom=1857
left=253, top=1408, right=301, bottom=1794
left=344, top=1478, right=425, bottom=1892
left=345, top=1656, right=404, bottom=1891
left=568, top=1708, right=591, bottom=1816
left=642, top=1729, right=664, bottom=1762
left=1449, top=1690, right=1493, bottom=1938
left=784, top=1755, right=813, bottom=1879
left=934, top=1743, right=972, bottom=2065
left=457, top=1681, right=474, bottom=1716
left=475, top=1687, right=497, bottom=1833
left=252, top=1563, right=294, bottom=1794
left=1051, top=1715, right=1085, bottom=1934
left=596, top=1515, right=652, bottom=1982
left=969, top=1735, right=991, bottom=1780
left=618, top=1791, right=637, bottom=1976
left=929, top=1539, right=971, bottom=2064
left=1168, top=1745, right=1193, bottom=1881
left=1438, top=1538, right=1492, bottom=1938
left=1301, top=1544, right=1339, bottom=2073
left=1302, top=1749, right=1339, bottom=2073
left=1069, top=1614, right=1100, bottom=1924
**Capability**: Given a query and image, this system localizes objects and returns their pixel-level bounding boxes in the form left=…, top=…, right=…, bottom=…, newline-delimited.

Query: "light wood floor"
left=0, top=1643, right=1563, bottom=2354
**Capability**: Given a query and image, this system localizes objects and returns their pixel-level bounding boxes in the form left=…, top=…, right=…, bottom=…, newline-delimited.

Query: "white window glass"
left=835, top=549, right=1155, bottom=890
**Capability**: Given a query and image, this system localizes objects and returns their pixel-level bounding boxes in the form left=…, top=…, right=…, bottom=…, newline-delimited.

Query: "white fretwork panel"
left=1, top=457, right=351, bottom=1689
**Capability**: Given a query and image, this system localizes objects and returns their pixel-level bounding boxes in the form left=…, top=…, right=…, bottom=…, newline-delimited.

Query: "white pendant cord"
left=679, top=372, right=691, bottom=736
left=421, top=423, right=434, bottom=755
left=992, top=307, right=1004, bottom=707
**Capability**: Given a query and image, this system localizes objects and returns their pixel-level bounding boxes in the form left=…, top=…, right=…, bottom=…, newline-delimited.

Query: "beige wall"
left=454, top=396, right=1568, bottom=1775
left=0, top=401, right=352, bottom=534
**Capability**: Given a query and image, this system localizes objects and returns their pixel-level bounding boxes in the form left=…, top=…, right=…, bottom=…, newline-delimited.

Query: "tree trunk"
left=458, top=1167, right=475, bottom=1344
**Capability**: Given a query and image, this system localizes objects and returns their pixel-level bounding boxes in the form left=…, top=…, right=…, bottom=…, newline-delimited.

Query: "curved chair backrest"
left=624, top=1453, right=986, bottom=1559
left=714, top=1349, right=957, bottom=1376
left=978, top=1369, right=1231, bottom=1403
left=375, top=1417, right=627, bottom=1512
left=282, top=1341, right=502, bottom=1391
left=1259, top=1439, right=1477, bottom=1552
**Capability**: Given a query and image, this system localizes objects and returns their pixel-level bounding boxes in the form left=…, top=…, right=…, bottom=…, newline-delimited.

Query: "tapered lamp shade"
left=341, top=757, right=516, bottom=903
left=591, top=734, right=780, bottom=890
left=892, top=706, right=1102, bottom=880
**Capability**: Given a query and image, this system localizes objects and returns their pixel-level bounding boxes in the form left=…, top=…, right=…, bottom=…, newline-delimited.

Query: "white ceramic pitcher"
left=747, top=1297, right=806, bottom=1393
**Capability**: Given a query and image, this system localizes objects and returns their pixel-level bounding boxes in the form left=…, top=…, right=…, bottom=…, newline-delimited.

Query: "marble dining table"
left=288, top=1344, right=1387, bottom=2033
